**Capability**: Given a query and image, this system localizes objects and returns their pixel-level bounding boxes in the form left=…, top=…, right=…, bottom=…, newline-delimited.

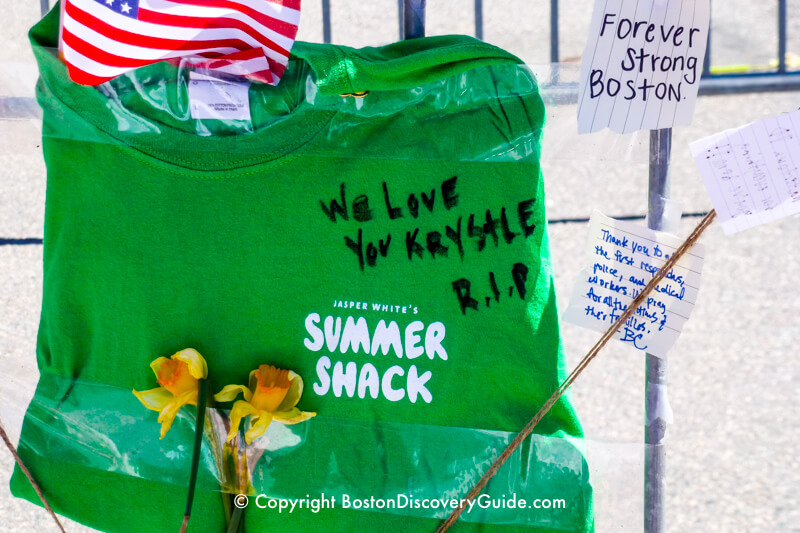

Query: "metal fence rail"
left=18, top=1, right=800, bottom=89
left=2, top=1, right=796, bottom=532
left=324, top=0, right=800, bottom=96
left=3, top=0, right=797, bottom=121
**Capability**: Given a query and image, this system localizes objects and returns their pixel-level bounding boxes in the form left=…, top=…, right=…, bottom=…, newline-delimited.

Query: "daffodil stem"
left=227, top=506, right=244, bottom=533
left=221, top=483, right=232, bottom=524
left=181, top=379, right=209, bottom=532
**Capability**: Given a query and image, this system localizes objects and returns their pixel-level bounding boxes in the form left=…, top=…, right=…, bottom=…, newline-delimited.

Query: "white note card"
left=188, top=71, right=251, bottom=122
left=564, top=211, right=705, bottom=358
left=690, top=109, right=800, bottom=234
left=577, top=0, right=710, bottom=134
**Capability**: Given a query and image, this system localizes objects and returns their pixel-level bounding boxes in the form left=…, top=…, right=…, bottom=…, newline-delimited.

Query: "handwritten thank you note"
left=564, top=211, right=705, bottom=357
left=690, top=109, right=800, bottom=234
left=577, top=0, right=710, bottom=134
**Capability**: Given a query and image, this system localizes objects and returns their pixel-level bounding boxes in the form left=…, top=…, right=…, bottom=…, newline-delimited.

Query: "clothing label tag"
left=188, top=71, right=251, bottom=122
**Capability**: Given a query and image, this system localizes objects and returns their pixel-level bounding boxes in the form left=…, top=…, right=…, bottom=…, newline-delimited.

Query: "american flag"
left=60, top=0, right=301, bottom=86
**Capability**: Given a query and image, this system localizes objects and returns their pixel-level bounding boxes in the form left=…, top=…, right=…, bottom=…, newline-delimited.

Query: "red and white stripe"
left=182, top=48, right=273, bottom=84
left=60, top=0, right=300, bottom=86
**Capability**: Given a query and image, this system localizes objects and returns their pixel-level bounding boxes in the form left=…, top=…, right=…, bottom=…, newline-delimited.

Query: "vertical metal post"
left=403, top=0, right=426, bottom=40
left=321, top=0, right=332, bottom=44
left=474, top=0, right=484, bottom=41
left=778, top=0, right=787, bottom=73
left=397, top=0, right=404, bottom=40
left=645, top=128, right=672, bottom=533
left=41, top=0, right=49, bottom=17
left=550, top=0, right=560, bottom=63
left=702, top=1, right=711, bottom=77
left=647, top=130, right=672, bottom=230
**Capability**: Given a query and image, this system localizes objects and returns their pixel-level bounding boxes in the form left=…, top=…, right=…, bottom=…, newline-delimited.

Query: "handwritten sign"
left=690, top=109, right=800, bottom=234
left=563, top=211, right=705, bottom=357
left=577, top=0, right=710, bottom=134
left=319, top=177, right=539, bottom=315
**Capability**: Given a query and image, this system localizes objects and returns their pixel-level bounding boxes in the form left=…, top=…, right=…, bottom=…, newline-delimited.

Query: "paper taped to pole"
left=690, top=109, right=800, bottom=234
left=577, top=0, right=710, bottom=134
left=563, top=211, right=705, bottom=358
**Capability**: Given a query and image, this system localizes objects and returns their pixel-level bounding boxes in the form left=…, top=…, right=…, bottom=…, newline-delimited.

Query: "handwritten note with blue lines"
left=564, top=211, right=705, bottom=357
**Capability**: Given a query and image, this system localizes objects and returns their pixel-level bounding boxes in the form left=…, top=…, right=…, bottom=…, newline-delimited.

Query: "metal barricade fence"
left=6, top=1, right=798, bottom=117
left=5, top=2, right=799, bottom=533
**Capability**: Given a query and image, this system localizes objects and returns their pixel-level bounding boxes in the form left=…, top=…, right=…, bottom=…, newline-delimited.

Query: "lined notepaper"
left=563, top=211, right=705, bottom=358
left=577, top=0, right=710, bottom=134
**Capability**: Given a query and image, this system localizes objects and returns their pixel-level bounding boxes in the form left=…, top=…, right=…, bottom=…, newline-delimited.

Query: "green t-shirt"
left=12, top=6, right=592, bottom=532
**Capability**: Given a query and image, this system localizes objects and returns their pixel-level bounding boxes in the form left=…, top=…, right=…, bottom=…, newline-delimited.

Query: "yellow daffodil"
left=214, top=365, right=315, bottom=444
left=133, top=348, right=208, bottom=439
